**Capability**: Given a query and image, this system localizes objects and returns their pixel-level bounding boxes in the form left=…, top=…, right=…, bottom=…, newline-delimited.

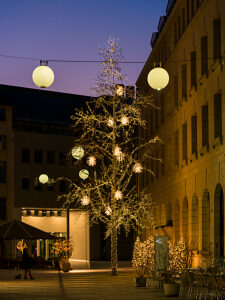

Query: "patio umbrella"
left=0, top=219, right=58, bottom=240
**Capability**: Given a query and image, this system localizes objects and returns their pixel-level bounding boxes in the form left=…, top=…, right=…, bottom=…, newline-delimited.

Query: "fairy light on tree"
left=81, top=195, right=90, bottom=206
left=58, top=37, right=161, bottom=275
left=87, top=156, right=96, bottom=167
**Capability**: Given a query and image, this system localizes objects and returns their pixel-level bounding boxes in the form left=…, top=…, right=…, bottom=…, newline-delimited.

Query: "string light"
left=107, top=117, right=114, bottom=127
left=121, top=116, right=129, bottom=126
left=115, top=190, right=123, bottom=200
left=105, top=206, right=112, bottom=216
left=133, top=163, right=143, bottom=173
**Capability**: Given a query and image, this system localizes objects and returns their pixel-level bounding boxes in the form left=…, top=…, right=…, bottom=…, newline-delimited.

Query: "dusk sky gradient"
left=0, top=0, right=168, bottom=96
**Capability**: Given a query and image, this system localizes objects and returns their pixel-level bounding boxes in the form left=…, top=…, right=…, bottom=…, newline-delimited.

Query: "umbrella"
left=0, top=219, right=58, bottom=240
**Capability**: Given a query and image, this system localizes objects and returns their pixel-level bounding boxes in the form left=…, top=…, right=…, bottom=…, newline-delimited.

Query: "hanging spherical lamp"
left=79, top=169, right=89, bottom=180
left=32, top=60, right=54, bottom=88
left=147, top=67, right=169, bottom=90
left=39, top=174, right=49, bottom=184
left=72, top=146, right=84, bottom=160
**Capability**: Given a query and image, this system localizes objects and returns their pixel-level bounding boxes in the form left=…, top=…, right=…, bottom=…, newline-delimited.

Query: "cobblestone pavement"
left=0, top=268, right=180, bottom=300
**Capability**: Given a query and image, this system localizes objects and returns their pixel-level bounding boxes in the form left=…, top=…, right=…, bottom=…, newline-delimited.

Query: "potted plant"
left=163, top=239, right=187, bottom=297
left=51, top=239, right=72, bottom=272
left=132, top=236, right=155, bottom=287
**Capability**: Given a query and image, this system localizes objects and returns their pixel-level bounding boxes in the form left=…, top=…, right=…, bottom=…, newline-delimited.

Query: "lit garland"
left=58, top=37, right=159, bottom=275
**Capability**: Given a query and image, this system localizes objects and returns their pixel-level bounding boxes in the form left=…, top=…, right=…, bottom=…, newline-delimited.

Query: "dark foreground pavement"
left=0, top=268, right=180, bottom=300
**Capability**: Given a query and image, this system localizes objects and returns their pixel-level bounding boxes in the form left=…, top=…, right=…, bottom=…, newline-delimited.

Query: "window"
left=196, top=0, right=200, bottom=9
left=0, top=162, right=6, bottom=183
left=34, top=178, right=42, bottom=191
left=182, top=65, right=187, bottom=100
left=174, top=22, right=178, bottom=46
left=161, top=144, right=165, bottom=175
left=182, top=8, right=186, bottom=33
left=47, top=184, right=54, bottom=191
left=202, top=105, right=209, bottom=147
left=214, top=93, right=222, bottom=139
left=186, top=0, right=190, bottom=25
left=213, top=18, right=221, bottom=61
left=59, top=180, right=67, bottom=193
left=174, top=75, right=179, bottom=107
left=191, top=52, right=197, bottom=90
left=191, top=0, right=195, bottom=18
left=34, top=210, right=39, bottom=216
left=0, top=135, right=6, bottom=150
left=0, top=198, right=6, bottom=220
left=22, top=149, right=30, bottom=163
left=47, top=151, right=55, bottom=164
left=34, top=150, right=43, bottom=163
left=160, top=93, right=164, bottom=123
left=174, top=130, right=179, bottom=166
left=191, top=115, right=197, bottom=155
left=178, top=16, right=181, bottom=39
left=59, top=152, right=66, bottom=165
left=22, top=177, right=30, bottom=190
left=201, top=36, right=208, bottom=77
left=182, top=123, right=188, bottom=162
left=0, top=109, right=6, bottom=121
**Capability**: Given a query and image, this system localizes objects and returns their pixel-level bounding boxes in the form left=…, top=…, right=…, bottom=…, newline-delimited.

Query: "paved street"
left=0, top=268, right=180, bottom=300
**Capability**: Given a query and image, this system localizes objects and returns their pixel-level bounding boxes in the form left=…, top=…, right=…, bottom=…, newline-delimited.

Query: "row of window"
left=22, top=209, right=64, bottom=217
left=21, top=177, right=67, bottom=193
left=145, top=92, right=222, bottom=184
left=21, top=149, right=67, bottom=165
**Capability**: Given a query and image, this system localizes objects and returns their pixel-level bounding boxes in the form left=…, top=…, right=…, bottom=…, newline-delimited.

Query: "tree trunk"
left=111, top=227, right=118, bottom=275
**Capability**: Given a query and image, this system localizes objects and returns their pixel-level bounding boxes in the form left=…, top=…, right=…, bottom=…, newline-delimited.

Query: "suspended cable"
left=0, top=53, right=224, bottom=64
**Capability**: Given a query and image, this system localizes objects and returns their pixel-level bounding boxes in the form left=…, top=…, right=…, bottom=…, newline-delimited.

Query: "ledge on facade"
left=181, top=159, right=188, bottom=168
left=190, top=152, right=198, bottom=162
left=199, top=144, right=209, bottom=156
left=210, top=58, right=222, bottom=73
left=212, top=136, right=223, bottom=149
left=198, top=73, right=208, bottom=87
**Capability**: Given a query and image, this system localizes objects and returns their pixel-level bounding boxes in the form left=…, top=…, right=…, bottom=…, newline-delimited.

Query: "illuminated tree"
left=59, top=37, right=159, bottom=275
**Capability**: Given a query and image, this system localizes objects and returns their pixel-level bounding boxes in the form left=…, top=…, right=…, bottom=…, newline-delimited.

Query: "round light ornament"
left=32, top=64, right=54, bottom=88
left=72, top=146, right=84, bottom=160
left=147, top=67, right=169, bottom=90
left=79, top=169, right=89, bottom=180
left=39, top=174, right=49, bottom=184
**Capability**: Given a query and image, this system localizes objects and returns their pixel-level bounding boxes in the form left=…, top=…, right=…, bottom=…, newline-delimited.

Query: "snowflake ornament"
left=133, top=163, right=143, bottom=173
left=81, top=195, right=90, bottom=206
left=115, top=190, right=123, bottom=200
left=87, top=156, right=96, bottom=166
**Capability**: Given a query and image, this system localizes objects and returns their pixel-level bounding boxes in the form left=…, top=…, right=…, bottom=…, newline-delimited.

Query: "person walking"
left=22, top=248, right=34, bottom=279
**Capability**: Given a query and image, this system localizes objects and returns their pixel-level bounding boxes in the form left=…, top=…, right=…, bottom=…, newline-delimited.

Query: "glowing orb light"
left=32, top=63, right=54, bottom=88
left=39, top=174, right=49, bottom=184
left=72, top=146, right=84, bottom=160
left=147, top=67, right=169, bottom=90
left=79, top=169, right=89, bottom=180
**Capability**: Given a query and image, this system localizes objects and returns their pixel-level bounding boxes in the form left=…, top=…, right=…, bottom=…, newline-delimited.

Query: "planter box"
left=164, top=283, right=180, bottom=296
left=133, top=277, right=147, bottom=287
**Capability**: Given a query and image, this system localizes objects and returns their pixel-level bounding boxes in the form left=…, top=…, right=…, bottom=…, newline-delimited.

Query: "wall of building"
left=136, top=0, right=225, bottom=266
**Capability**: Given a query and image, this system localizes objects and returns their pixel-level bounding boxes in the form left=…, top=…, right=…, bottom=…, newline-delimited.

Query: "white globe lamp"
left=32, top=61, right=54, bottom=88
left=79, top=169, right=89, bottom=180
left=147, top=67, right=169, bottom=90
left=39, top=174, right=49, bottom=184
left=72, top=146, right=84, bottom=160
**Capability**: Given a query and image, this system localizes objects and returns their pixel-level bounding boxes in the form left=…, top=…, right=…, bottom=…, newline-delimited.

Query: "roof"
left=0, top=84, right=89, bottom=125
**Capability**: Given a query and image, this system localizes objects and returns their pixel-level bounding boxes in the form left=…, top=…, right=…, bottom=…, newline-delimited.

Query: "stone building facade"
left=136, top=0, right=225, bottom=266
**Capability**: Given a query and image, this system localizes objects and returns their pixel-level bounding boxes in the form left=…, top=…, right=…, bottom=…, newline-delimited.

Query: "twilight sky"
left=0, top=0, right=168, bottom=96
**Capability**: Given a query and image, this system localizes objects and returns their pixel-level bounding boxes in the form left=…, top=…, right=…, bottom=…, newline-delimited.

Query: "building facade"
left=136, top=0, right=225, bottom=266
